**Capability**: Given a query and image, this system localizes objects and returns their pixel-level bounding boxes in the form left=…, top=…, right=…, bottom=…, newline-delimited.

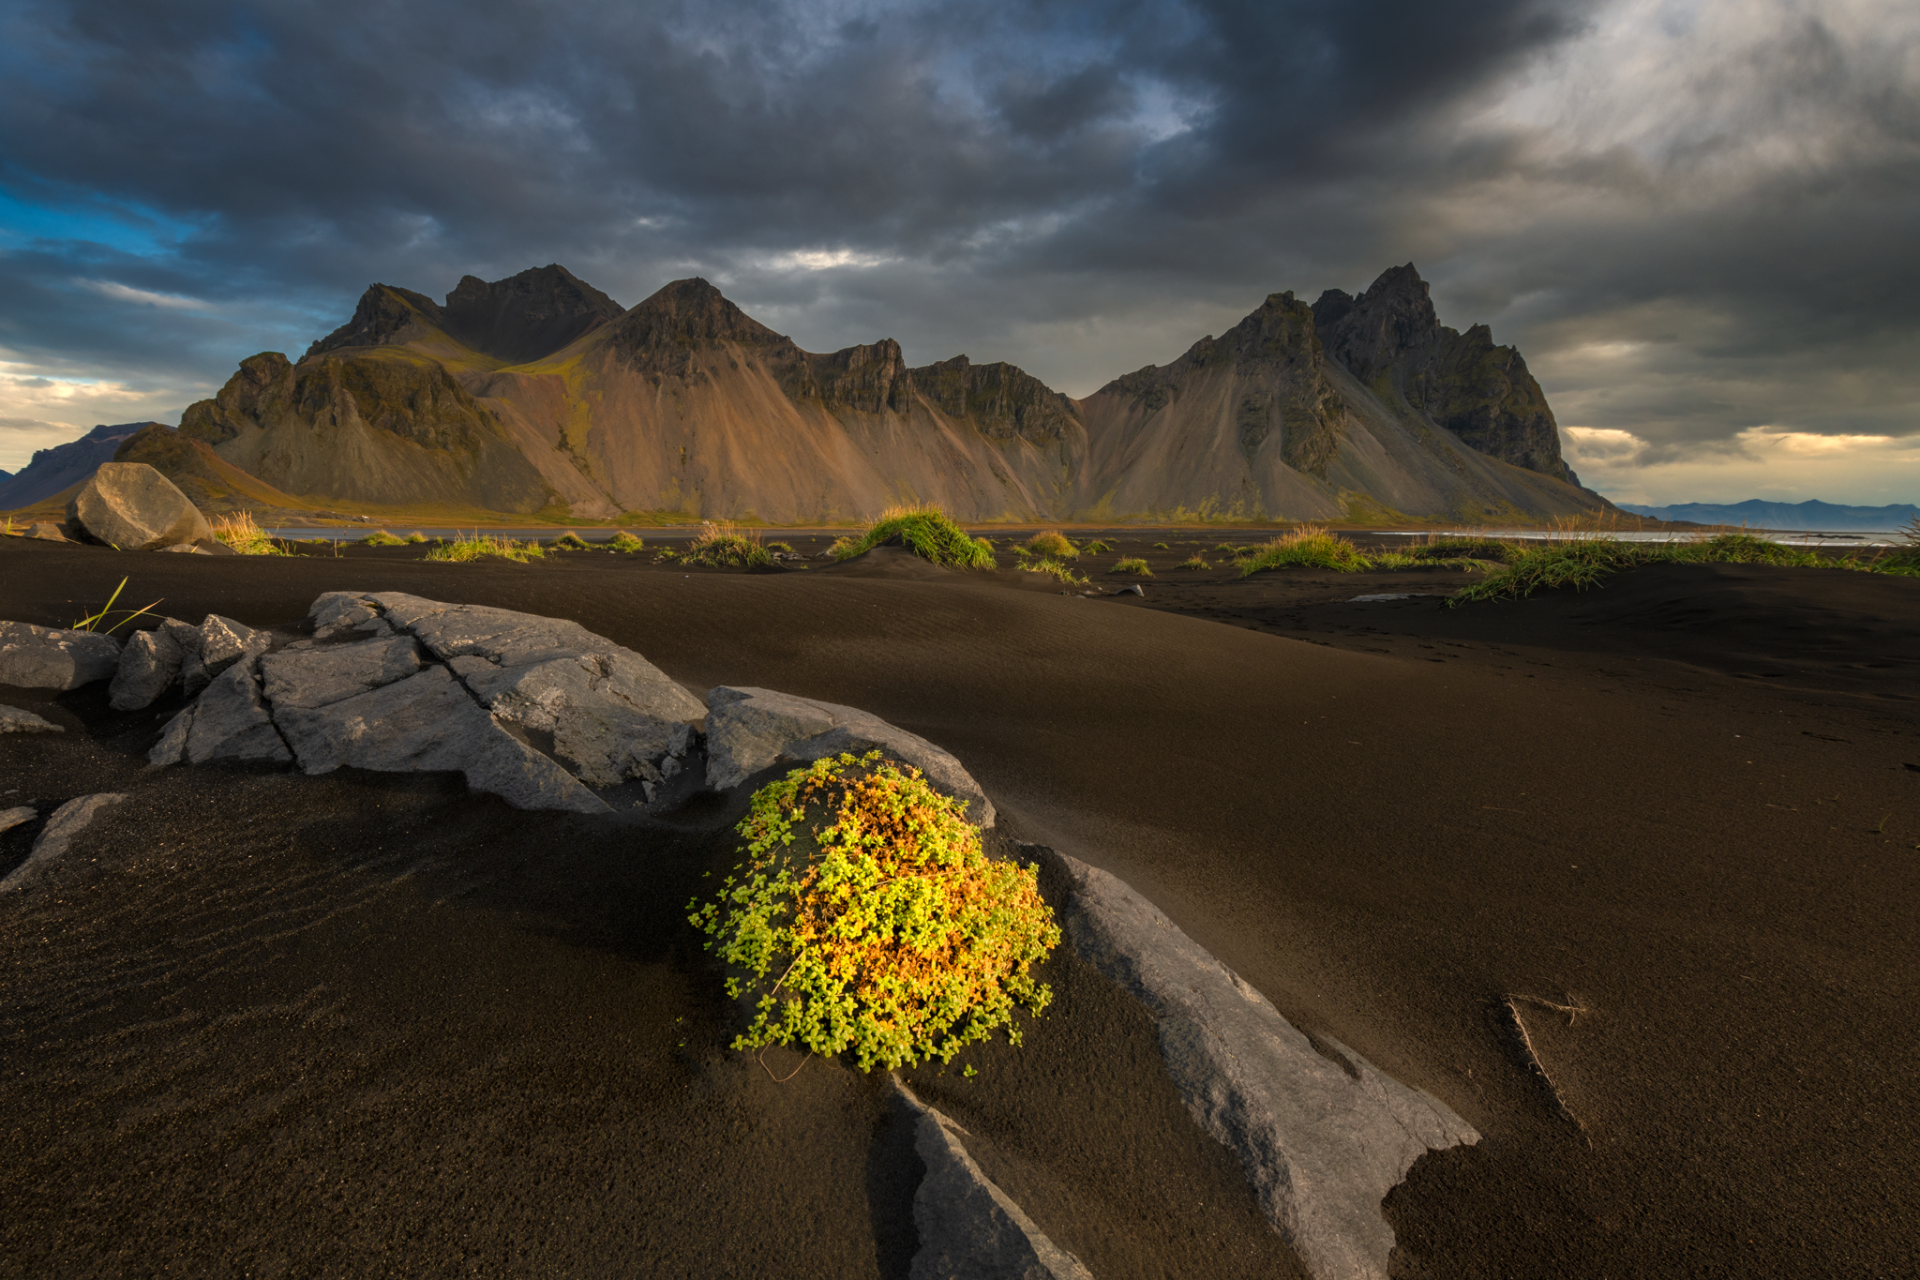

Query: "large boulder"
left=65, top=462, right=213, bottom=551
left=0, top=622, right=123, bottom=690
left=108, top=628, right=186, bottom=710
left=704, top=686, right=994, bottom=826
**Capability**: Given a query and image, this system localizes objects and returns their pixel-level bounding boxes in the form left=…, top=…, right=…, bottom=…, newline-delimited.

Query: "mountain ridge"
left=1619, top=499, right=1920, bottom=532
left=147, top=264, right=1607, bottom=524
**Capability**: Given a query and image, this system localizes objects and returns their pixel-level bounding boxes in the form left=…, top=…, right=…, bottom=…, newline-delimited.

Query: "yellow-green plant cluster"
left=1023, top=530, right=1077, bottom=559
left=689, top=752, right=1059, bottom=1072
left=831, top=506, right=996, bottom=569
left=211, top=511, right=287, bottom=556
left=424, top=532, right=547, bottom=563
left=360, top=529, right=406, bottom=547
left=552, top=531, right=593, bottom=550
left=685, top=521, right=773, bottom=568
left=607, top=530, right=646, bottom=553
left=1107, top=557, right=1153, bottom=576
left=1020, top=559, right=1087, bottom=586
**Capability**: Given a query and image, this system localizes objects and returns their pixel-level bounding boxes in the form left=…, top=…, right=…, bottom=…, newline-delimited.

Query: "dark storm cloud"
left=2, top=0, right=1916, bottom=495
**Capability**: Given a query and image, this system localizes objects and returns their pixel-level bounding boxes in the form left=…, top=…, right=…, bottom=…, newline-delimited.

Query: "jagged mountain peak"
left=1313, top=263, right=1440, bottom=384
left=611, top=277, right=792, bottom=360
left=303, top=285, right=443, bottom=361
left=440, top=265, right=623, bottom=363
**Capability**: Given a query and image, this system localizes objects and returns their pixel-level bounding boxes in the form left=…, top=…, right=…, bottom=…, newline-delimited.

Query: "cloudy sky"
left=2, top=0, right=1916, bottom=505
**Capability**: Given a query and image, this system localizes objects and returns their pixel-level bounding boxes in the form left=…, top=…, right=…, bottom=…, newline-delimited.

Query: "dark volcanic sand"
left=2, top=534, right=1917, bottom=1278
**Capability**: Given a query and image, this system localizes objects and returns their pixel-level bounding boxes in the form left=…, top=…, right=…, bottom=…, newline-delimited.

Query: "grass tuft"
left=1021, top=558, right=1088, bottom=586
left=211, top=511, right=287, bottom=556
left=685, top=521, right=774, bottom=568
left=552, top=531, right=592, bottom=551
left=1175, top=554, right=1209, bottom=570
left=1108, top=556, right=1153, bottom=576
left=360, top=529, right=406, bottom=547
left=1081, top=539, right=1112, bottom=554
left=1239, top=527, right=1369, bottom=574
left=1023, top=530, right=1077, bottom=560
left=607, top=530, right=646, bottom=553
left=832, top=506, right=996, bottom=569
left=424, top=532, right=547, bottom=563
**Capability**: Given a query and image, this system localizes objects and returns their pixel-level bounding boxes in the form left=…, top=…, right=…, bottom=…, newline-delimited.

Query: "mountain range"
left=1618, top=499, right=1920, bottom=533
left=0, top=422, right=158, bottom=509
left=8, top=264, right=1608, bottom=524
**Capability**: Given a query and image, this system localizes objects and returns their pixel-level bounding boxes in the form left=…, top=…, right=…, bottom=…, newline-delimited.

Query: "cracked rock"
left=109, top=626, right=186, bottom=711
left=259, top=635, right=423, bottom=709
left=274, top=665, right=608, bottom=814
left=0, top=621, right=123, bottom=691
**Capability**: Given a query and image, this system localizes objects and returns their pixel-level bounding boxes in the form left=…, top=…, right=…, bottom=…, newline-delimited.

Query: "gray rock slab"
left=25, top=521, right=70, bottom=542
left=309, top=592, right=393, bottom=641
left=184, top=661, right=291, bottom=765
left=0, top=793, right=128, bottom=892
left=0, top=806, right=36, bottom=835
left=273, top=665, right=608, bottom=814
left=109, top=627, right=186, bottom=711
left=0, top=621, right=123, bottom=690
left=65, top=462, right=213, bottom=550
left=359, top=593, right=705, bottom=724
left=705, top=686, right=995, bottom=827
left=1042, top=849, right=1478, bottom=1280
left=260, top=635, right=423, bottom=710
left=0, top=705, right=63, bottom=733
left=149, top=706, right=192, bottom=766
left=893, top=1079, right=1095, bottom=1280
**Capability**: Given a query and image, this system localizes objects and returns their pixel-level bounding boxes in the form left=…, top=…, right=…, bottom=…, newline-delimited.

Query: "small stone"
left=24, top=521, right=70, bottom=543
left=65, top=462, right=214, bottom=550
left=0, top=793, right=129, bottom=892
left=0, top=705, right=63, bottom=734
left=0, top=806, right=37, bottom=835
left=0, top=621, right=123, bottom=691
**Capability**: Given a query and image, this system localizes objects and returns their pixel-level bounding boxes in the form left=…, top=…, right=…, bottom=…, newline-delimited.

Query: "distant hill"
left=0, top=422, right=156, bottom=509
left=1618, top=499, right=1920, bottom=532
left=150, top=261, right=1609, bottom=524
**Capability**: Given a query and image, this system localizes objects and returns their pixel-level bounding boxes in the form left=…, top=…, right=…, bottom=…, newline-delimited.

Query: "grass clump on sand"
left=1153, top=541, right=1171, bottom=550
left=1082, top=539, right=1112, bottom=554
left=685, top=521, right=774, bottom=568
left=1239, top=527, right=1370, bottom=574
left=425, top=532, right=547, bottom=564
left=607, top=530, right=646, bottom=553
left=552, top=531, right=592, bottom=551
left=360, top=529, right=406, bottom=547
left=689, top=752, right=1059, bottom=1073
left=830, top=506, right=996, bottom=569
left=405, top=531, right=427, bottom=544
left=1448, top=530, right=1898, bottom=606
left=766, top=541, right=796, bottom=555
left=211, top=511, right=286, bottom=556
left=1022, top=559, right=1088, bottom=586
left=71, top=576, right=161, bottom=634
left=1175, top=554, right=1210, bottom=570
left=1023, top=530, right=1077, bottom=560
left=1108, top=557, right=1153, bottom=576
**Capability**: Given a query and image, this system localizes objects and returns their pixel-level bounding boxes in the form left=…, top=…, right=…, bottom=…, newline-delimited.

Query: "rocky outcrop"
left=1314, top=265, right=1573, bottom=484
left=910, top=355, right=1082, bottom=445
left=0, top=422, right=154, bottom=511
left=180, top=345, right=555, bottom=511
left=893, top=1079, right=1096, bottom=1280
left=147, top=593, right=705, bottom=815
left=305, top=285, right=448, bottom=359
left=0, top=622, right=122, bottom=690
left=1039, top=846, right=1478, bottom=1280
left=64, top=462, right=213, bottom=550
left=703, top=686, right=995, bottom=827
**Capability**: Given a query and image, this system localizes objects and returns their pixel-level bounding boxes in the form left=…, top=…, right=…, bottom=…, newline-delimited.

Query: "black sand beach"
left=3, top=534, right=1917, bottom=1277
